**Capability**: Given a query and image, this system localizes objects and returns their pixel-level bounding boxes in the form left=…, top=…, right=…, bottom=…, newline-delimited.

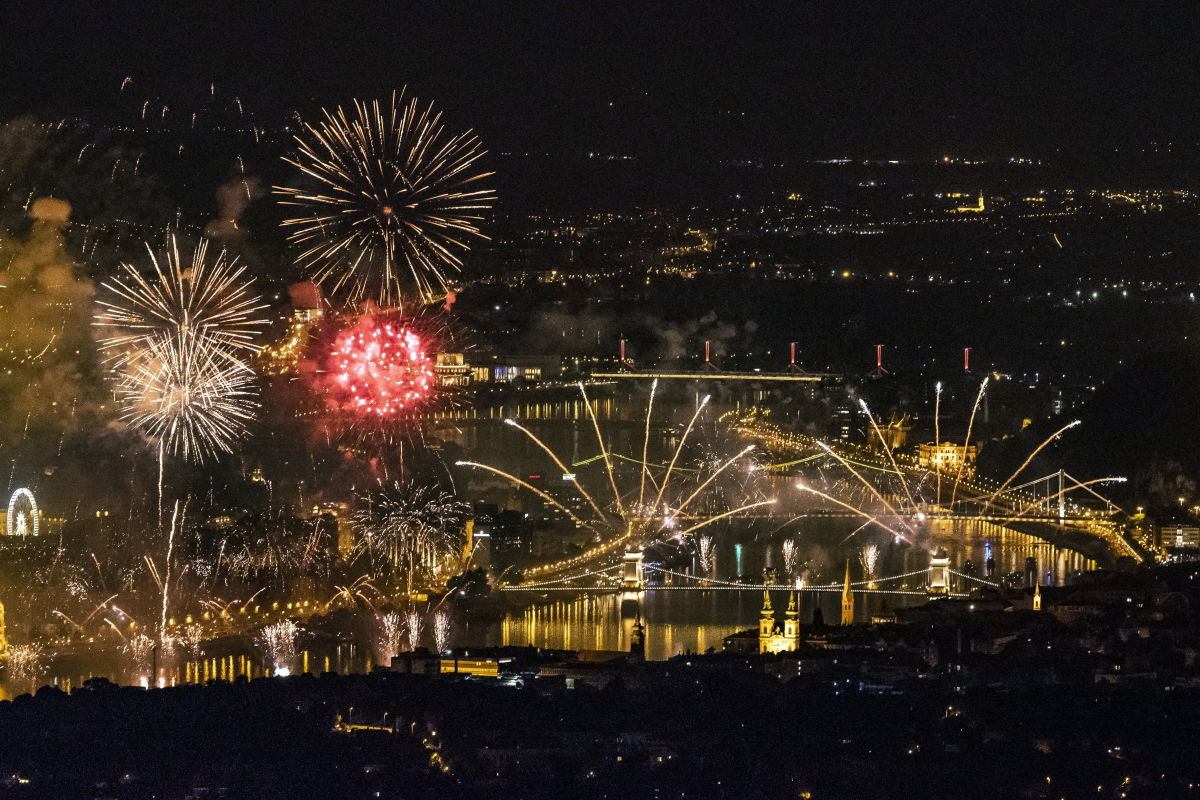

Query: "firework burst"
left=353, top=482, right=470, bottom=592
left=112, top=330, right=259, bottom=461
left=320, top=312, right=435, bottom=417
left=95, top=236, right=266, bottom=364
left=276, top=89, right=495, bottom=306
left=95, top=235, right=267, bottom=462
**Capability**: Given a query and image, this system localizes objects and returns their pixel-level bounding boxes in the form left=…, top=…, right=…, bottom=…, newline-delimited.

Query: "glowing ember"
left=324, top=316, right=435, bottom=417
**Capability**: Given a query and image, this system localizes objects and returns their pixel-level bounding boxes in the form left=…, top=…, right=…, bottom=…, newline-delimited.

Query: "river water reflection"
left=463, top=519, right=1096, bottom=662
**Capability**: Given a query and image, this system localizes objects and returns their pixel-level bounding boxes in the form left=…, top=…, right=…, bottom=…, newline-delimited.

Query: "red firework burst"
left=323, top=315, right=435, bottom=417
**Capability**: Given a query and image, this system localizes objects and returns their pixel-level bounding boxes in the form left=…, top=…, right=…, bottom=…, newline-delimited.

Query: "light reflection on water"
left=466, top=520, right=1096, bottom=662
left=12, top=643, right=373, bottom=698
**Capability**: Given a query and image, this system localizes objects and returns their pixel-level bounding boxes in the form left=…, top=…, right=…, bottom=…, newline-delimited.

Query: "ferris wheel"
left=5, top=488, right=38, bottom=537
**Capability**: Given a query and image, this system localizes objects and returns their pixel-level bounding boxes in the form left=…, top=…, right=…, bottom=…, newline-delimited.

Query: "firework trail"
left=256, top=620, right=300, bottom=675
left=405, top=610, right=423, bottom=652
left=432, top=609, right=451, bottom=653
left=458, top=382, right=775, bottom=582
left=5, top=644, right=45, bottom=694
left=697, top=535, right=716, bottom=576
left=276, top=89, right=495, bottom=306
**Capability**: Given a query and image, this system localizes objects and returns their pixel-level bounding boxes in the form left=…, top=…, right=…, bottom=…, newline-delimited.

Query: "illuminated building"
left=1160, top=520, right=1200, bottom=550
left=1033, top=582, right=1042, bottom=612
left=758, top=590, right=800, bottom=654
left=469, top=354, right=560, bottom=383
left=917, top=442, right=977, bottom=475
left=952, top=191, right=986, bottom=213
left=434, top=352, right=472, bottom=386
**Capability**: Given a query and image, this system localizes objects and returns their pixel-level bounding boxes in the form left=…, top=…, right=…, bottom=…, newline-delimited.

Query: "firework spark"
left=123, top=633, right=156, bottom=680
left=405, top=610, right=423, bottom=652
left=5, top=644, right=45, bottom=694
left=276, top=89, right=495, bottom=306
left=377, top=611, right=404, bottom=661
left=859, top=544, right=879, bottom=578
left=782, top=538, right=798, bottom=577
left=320, top=313, right=435, bottom=417
left=432, top=609, right=451, bottom=653
left=697, top=535, right=716, bottom=576
left=256, top=620, right=300, bottom=675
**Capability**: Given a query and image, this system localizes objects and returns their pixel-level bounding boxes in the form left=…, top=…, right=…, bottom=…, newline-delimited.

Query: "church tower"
left=783, top=590, right=800, bottom=646
left=759, top=590, right=775, bottom=640
left=1032, top=582, right=1042, bottom=612
left=840, top=560, right=855, bottom=626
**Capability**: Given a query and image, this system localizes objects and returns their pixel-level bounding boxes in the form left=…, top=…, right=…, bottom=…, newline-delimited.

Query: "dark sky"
left=3, top=1, right=1198, bottom=160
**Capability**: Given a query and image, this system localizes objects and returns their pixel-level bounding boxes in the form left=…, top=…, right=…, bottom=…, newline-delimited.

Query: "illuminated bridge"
left=500, top=557, right=999, bottom=600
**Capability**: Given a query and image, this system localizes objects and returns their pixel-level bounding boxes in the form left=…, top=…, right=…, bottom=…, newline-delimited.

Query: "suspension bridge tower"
left=622, top=550, right=646, bottom=590
left=928, top=548, right=951, bottom=596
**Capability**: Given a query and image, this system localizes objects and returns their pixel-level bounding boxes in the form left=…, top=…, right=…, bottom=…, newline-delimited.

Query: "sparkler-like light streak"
left=698, top=534, right=715, bottom=576
left=975, top=420, right=1082, bottom=514
left=377, top=611, right=404, bottom=661
left=405, top=610, right=423, bottom=652
left=814, top=441, right=915, bottom=538
left=934, top=382, right=943, bottom=505
left=432, top=609, right=451, bottom=653
left=256, top=620, right=299, bottom=674
left=859, top=399, right=918, bottom=513
left=782, top=538, right=798, bottom=577
left=275, top=89, right=495, bottom=306
left=579, top=382, right=626, bottom=518
left=794, top=481, right=910, bottom=541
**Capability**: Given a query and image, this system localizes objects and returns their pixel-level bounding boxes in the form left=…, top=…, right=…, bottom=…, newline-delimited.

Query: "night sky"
left=4, top=1, right=1199, bottom=163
